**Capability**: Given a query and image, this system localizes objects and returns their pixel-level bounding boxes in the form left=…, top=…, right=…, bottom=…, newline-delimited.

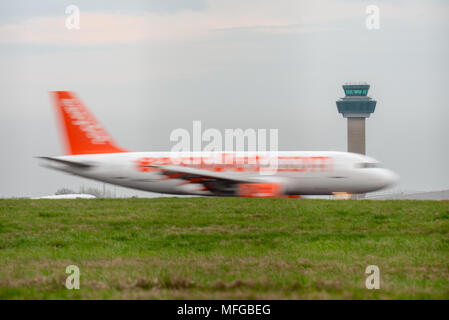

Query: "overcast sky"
left=0, top=0, right=448, bottom=197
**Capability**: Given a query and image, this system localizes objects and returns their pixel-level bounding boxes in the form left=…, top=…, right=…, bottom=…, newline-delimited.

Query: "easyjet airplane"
left=40, top=91, right=398, bottom=198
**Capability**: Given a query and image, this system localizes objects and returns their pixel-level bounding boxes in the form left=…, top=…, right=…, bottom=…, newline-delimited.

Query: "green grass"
left=0, top=198, right=448, bottom=299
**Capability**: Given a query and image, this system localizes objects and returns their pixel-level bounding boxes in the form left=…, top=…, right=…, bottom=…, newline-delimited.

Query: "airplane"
left=39, top=91, right=399, bottom=198
left=31, top=194, right=96, bottom=200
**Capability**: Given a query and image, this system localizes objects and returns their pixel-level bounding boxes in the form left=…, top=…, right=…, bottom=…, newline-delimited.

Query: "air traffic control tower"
left=336, top=82, right=377, bottom=154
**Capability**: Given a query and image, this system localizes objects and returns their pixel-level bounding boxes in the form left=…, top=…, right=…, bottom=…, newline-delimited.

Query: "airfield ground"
left=0, top=198, right=448, bottom=299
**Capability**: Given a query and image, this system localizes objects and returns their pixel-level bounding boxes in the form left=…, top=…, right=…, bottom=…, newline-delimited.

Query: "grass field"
left=0, top=198, right=448, bottom=299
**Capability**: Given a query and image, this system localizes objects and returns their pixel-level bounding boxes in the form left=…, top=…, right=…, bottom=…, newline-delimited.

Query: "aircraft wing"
left=148, top=164, right=284, bottom=197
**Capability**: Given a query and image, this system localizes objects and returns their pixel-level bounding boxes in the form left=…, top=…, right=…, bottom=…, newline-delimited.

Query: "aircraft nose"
left=381, top=169, right=400, bottom=188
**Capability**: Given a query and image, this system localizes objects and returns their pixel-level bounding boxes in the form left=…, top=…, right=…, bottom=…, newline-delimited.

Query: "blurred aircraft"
left=31, top=194, right=96, bottom=199
left=39, top=91, right=398, bottom=198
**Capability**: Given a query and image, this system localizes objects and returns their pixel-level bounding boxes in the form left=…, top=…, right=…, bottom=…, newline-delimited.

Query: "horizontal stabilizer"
left=38, top=156, right=92, bottom=169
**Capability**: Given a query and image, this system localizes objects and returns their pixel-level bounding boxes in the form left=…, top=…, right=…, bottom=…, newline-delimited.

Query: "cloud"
left=0, top=0, right=447, bottom=46
left=0, top=11, right=301, bottom=45
left=0, top=0, right=348, bottom=45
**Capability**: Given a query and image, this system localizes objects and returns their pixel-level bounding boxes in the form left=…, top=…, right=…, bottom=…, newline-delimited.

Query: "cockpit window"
left=356, top=162, right=381, bottom=168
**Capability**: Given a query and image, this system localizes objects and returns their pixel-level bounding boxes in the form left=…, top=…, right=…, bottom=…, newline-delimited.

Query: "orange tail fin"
left=51, top=91, right=127, bottom=155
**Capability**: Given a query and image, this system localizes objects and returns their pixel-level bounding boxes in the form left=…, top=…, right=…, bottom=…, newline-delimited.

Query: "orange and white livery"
left=40, top=91, right=399, bottom=197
